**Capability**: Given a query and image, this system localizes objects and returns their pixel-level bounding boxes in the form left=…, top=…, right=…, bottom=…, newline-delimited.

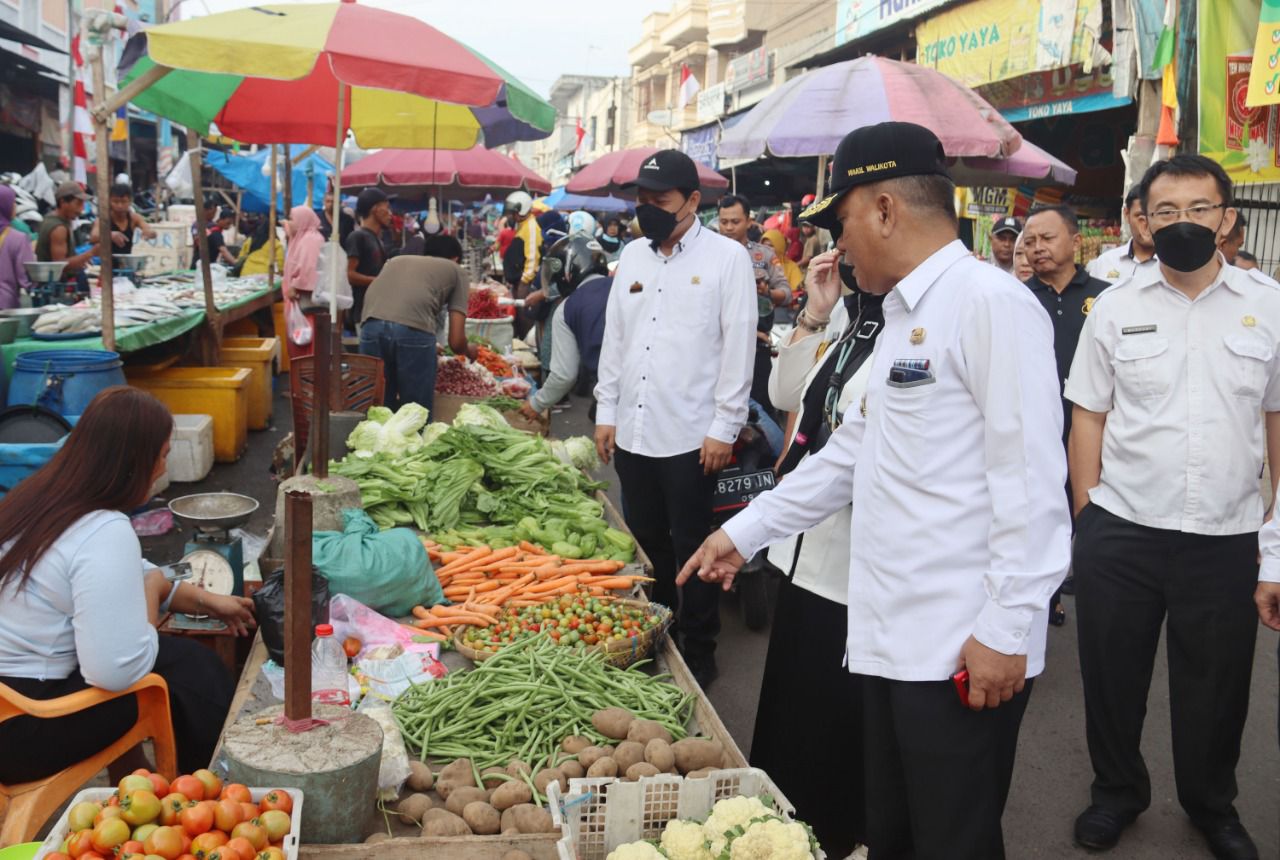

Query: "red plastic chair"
left=289, top=353, right=385, bottom=468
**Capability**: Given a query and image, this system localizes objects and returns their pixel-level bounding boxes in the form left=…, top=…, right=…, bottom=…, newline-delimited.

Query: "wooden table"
left=160, top=614, right=240, bottom=674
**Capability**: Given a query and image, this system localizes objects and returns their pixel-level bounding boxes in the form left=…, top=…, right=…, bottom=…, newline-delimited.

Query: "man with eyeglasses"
left=1065, top=154, right=1280, bottom=860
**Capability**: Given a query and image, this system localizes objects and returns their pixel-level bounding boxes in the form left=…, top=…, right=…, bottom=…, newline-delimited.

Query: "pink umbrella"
left=567, top=147, right=729, bottom=199
left=949, top=140, right=1077, bottom=187
left=341, top=146, right=552, bottom=196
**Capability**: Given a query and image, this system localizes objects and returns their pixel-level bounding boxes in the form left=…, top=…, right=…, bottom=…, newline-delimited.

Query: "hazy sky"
left=194, top=0, right=672, bottom=98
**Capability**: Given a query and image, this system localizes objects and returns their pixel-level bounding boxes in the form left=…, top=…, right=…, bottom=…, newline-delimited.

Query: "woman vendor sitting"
left=0, top=387, right=254, bottom=783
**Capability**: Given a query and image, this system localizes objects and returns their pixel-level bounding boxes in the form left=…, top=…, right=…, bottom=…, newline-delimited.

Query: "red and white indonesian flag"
left=677, top=63, right=700, bottom=110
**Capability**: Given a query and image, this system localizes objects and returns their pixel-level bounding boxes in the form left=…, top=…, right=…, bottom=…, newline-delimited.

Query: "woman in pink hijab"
left=282, top=205, right=324, bottom=360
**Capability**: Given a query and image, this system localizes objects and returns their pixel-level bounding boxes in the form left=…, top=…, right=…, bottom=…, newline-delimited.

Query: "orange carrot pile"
left=410, top=539, right=653, bottom=632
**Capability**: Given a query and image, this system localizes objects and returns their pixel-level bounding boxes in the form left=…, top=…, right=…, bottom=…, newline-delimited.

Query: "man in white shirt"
left=678, top=122, right=1070, bottom=859
left=988, top=215, right=1020, bottom=273
left=593, top=149, right=756, bottom=688
left=1066, top=154, right=1278, bottom=860
left=1087, top=185, right=1158, bottom=284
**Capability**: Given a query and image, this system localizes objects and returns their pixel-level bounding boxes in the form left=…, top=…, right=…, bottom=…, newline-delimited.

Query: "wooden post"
left=312, top=313, right=330, bottom=479
left=90, top=48, right=115, bottom=351
left=283, top=489, right=313, bottom=723
left=282, top=146, right=293, bottom=213
left=815, top=154, right=828, bottom=200
left=267, top=145, right=279, bottom=290
left=187, top=129, right=220, bottom=364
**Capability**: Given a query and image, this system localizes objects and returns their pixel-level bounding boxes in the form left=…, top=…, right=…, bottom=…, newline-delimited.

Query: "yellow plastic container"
left=271, top=300, right=290, bottom=373
left=224, top=318, right=259, bottom=337
left=219, top=337, right=279, bottom=431
left=126, top=367, right=251, bottom=462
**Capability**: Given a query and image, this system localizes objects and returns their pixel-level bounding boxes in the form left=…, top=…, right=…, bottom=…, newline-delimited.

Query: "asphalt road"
left=155, top=385, right=1280, bottom=859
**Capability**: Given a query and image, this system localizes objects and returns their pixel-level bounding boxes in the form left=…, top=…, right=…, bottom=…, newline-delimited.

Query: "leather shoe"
left=1073, top=805, right=1135, bottom=851
left=1200, top=820, right=1258, bottom=860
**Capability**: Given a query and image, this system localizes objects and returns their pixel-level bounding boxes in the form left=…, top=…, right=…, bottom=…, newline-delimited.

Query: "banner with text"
left=1245, top=0, right=1280, bottom=107
left=1199, top=0, right=1280, bottom=181
left=835, top=0, right=953, bottom=46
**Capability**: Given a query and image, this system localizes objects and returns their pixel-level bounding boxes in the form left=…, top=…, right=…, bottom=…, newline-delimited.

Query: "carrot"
left=471, top=580, right=503, bottom=593
left=519, top=541, right=548, bottom=555
left=463, top=601, right=501, bottom=617
left=528, top=575, right=579, bottom=594
left=415, top=613, right=492, bottom=628
left=411, top=605, right=433, bottom=620
left=483, top=571, right=536, bottom=605
left=587, top=577, right=643, bottom=591
left=435, top=545, right=490, bottom=576
left=555, top=561, right=625, bottom=577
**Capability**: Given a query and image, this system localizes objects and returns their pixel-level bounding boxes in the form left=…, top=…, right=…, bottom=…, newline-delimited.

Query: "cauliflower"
left=703, top=796, right=773, bottom=855
left=727, top=817, right=814, bottom=860
left=660, top=819, right=715, bottom=860
left=605, top=841, right=667, bottom=860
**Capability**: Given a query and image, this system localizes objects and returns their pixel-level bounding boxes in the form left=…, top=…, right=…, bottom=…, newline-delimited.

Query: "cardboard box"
left=133, top=220, right=189, bottom=273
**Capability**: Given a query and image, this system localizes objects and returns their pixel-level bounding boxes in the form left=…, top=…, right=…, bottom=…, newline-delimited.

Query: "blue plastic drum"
left=7, top=350, right=126, bottom=417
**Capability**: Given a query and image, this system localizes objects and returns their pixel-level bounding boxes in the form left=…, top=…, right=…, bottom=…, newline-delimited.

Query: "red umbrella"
left=341, top=147, right=552, bottom=197
left=567, top=148, right=729, bottom=199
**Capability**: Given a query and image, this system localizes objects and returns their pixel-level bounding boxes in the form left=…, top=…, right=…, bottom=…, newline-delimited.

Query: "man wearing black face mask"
left=1066, top=154, right=1280, bottom=860
left=594, top=149, right=757, bottom=689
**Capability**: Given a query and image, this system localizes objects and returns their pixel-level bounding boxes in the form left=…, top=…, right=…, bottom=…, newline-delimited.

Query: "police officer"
left=717, top=193, right=791, bottom=418
left=1067, top=154, right=1278, bottom=859
left=679, top=122, right=1070, bottom=859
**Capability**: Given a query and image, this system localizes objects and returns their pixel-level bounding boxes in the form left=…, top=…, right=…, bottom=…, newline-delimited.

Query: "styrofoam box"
left=168, top=414, right=215, bottom=482
left=35, top=786, right=304, bottom=860
left=549, top=768, right=801, bottom=860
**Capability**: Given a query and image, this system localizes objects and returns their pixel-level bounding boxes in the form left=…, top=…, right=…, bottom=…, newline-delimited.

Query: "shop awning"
left=0, top=19, right=65, bottom=54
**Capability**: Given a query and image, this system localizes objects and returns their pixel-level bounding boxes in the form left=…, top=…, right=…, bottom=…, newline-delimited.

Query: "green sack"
left=312, top=509, right=443, bottom=616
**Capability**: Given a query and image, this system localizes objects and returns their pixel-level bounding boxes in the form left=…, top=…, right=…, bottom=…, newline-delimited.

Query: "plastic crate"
left=168, top=413, right=215, bottom=482
left=548, top=768, right=795, bottom=860
left=126, top=366, right=251, bottom=462
left=35, top=786, right=303, bottom=860
left=219, top=337, right=280, bottom=430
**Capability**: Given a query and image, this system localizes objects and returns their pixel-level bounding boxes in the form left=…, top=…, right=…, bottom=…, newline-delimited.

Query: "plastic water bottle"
left=311, top=624, right=351, bottom=706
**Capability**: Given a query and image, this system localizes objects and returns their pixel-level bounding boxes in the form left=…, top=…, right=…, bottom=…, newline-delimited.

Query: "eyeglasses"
left=1144, top=203, right=1226, bottom=225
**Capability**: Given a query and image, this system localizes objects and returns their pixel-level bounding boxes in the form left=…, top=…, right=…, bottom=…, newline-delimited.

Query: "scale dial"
left=181, top=549, right=235, bottom=596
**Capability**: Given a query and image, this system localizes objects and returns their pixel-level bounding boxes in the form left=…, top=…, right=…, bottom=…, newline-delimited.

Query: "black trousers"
left=1073, top=503, right=1258, bottom=827
left=612, top=447, right=720, bottom=657
left=751, top=344, right=776, bottom=419
left=863, top=674, right=1033, bottom=860
left=751, top=576, right=864, bottom=857
left=0, top=635, right=235, bottom=783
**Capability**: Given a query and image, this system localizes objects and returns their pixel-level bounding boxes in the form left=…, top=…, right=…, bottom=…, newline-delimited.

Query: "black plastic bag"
left=253, top=567, right=331, bottom=665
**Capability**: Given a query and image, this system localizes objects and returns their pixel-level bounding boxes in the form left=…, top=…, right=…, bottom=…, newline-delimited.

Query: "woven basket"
left=454, top=599, right=672, bottom=668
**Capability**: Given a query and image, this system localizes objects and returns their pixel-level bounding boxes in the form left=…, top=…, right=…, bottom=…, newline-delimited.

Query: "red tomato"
left=178, top=803, right=214, bottom=837
left=237, top=803, right=258, bottom=824
left=255, top=849, right=285, bottom=860
left=212, top=799, right=242, bottom=834
left=219, top=784, right=251, bottom=805
left=225, top=837, right=256, bottom=860
left=170, top=776, right=205, bottom=802
left=45, top=854, right=72, bottom=860
left=144, top=772, right=170, bottom=798
left=342, top=636, right=361, bottom=658
left=122, top=842, right=146, bottom=855
left=192, top=769, right=223, bottom=801
left=188, top=832, right=227, bottom=859
left=178, top=855, right=199, bottom=860
left=143, top=826, right=184, bottom=860
left=257, top=791, right=292, bottom=816
left=231, top=821, right=267, bottom=852
left=91, top=819, right=131, bottom=854
left=206, top=847, right=239, bottom=860
left=67, top=832, right=96, bottom=860
left=160, top=793, right=190, bottom=827
left=255, top=811, right=289, bottom=843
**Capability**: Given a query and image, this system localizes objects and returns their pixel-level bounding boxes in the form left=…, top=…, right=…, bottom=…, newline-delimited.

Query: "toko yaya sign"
left=834, top=0, right=953, bottom=46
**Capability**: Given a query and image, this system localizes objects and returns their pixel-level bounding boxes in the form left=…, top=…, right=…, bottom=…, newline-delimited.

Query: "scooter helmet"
left=567, top=210, right=598, bottom=238
left=540, top=235, right=608, bottom=298
left=503, top=191, right=533, bottom=219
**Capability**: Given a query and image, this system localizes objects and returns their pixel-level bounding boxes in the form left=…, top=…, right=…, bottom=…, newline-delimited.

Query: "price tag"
left=711, top=467, right=776, bottom=516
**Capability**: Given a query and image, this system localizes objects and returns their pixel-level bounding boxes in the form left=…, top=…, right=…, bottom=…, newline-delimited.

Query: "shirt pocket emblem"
left=1223, top=333, right=1273, bottom=401
left=1113, top=336, right=1170, bottom=401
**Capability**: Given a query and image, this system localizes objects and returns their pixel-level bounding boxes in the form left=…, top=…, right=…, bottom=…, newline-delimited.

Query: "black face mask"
left=838, top=261, right=858, bottom=291
left=636, top=203, right=684, bottom=245
left=1153, top=220, right=1221, bottom=273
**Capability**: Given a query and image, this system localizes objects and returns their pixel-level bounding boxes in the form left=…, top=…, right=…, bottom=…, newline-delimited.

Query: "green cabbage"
left=346, top=402, right=431, bottom=458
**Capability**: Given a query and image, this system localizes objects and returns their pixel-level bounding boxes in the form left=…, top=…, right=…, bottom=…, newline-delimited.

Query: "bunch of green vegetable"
left=392, top=635, right=694, bottom=772
left=429, top=522, right=634, bottom=560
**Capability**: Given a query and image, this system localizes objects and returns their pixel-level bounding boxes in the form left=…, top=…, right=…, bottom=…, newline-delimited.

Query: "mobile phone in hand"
left=951, top=669, right=970, bottom=708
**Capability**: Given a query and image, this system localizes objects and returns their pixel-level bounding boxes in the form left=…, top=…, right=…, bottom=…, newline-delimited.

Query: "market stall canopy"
left=205, top=144, right=335, bottom=212
left=718, top=55, right=1021, bottom=160
left=340, top=147, right=551, bottom=197
left=949, top=140, right=1077, bottom=188
left=542, top=187, right=633, bottom=213
left=118, top=3, right=555, bottom=149
left=0, top=18, right=65, bottom=53
left=566, top=148, right=729, bottom=200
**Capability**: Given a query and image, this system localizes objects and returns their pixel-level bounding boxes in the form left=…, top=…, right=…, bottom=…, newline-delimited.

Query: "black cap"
left=356, top=187, right=395, bottom=217
left=621, top=149, right=700, bottom=193
left=992, top=215, right=1022, bottom=236
left=800, top=122, right=951, bottom=230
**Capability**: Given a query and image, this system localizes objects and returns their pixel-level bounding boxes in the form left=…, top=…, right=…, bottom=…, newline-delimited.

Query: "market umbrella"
left=718, top=56, right=1021, bottom=162
left=340, top=146, right=552, bottom=198
left=542, top=187, right=633, bottom=214
left=948, top=140, right=1077, bottom=188
left=566, top=148, right=729, bottom=200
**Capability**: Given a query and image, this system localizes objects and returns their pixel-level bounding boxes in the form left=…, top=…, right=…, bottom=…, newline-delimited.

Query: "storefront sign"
left=916, top=0, right=1102, bottom=88
left=697, top=83, right=727, bottom=122
left=980, top=64, right=1131, bottom=122
left=1245, top=0, right=1280, bottom=106
left=725, top=47, right=771, bottom=94
left=681, top=123, right=720, bottom=169
left=834, top=0, right=952, bottom=46
left=1199, top=0, right=1280, bottom=181
left=964, top=186, right=1014, bottom=218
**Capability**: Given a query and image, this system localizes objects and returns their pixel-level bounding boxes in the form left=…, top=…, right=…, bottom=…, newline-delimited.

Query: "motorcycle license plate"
left=712, top=468, right=776, bottom=515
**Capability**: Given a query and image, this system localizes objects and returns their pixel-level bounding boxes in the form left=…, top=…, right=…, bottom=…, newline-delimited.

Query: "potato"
left=500, top=806, right=519, bottom=835
left=686, top=767, right=717, bottom=779
left=644, top=739, right=675, bottom=772
left=602, top=744, right=617, bottom=756
left=511, top=803, right=557, bottom=834
left=395, top=792, right=432, bottom=825
left=435, top=757, right=476, bottom=799
left=586, top=756, right=618, bottom=778
left=421, top=808, right=471, bottom=837
left=406, top=760, right=434, bottom=792
left=561, top=735, right=591, bottom=754
left=626, top=719, right=674, bottom=746
left=506, top=759, right=531, bottom=779
left=480, top=766, right=508, bottom=789
left=533, top=767, right=567, bottom=795
left=502, top=852, right=533, bottom=860
left=490, top=779, right=533, bottom=811
left=462, top=801, right=501, bottom=835
left=613, top=741, right=646, bottom=773
left=591, top=707, right=635, bottom=740
left=364, top=832, right=391, bottom=844
left=559, top=759, right=585, bottom=780
left=625, top=762, right=661, bottom=781
left=671, top=738, right=723, bottom=774
left=444, top=786, right=489, bottom=817
left=577, top=746, right=608, bottom=769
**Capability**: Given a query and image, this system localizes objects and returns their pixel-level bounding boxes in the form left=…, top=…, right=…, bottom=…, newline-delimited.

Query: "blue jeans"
left=359, top=319, right=437, bottom=415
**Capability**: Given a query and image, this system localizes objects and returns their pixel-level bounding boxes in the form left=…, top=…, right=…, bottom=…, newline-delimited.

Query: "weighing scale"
left=22, top=261, right=82, bottom=306
left=112, top=254, right=149, bottom=287
left=165, top=493, right=259, bottom=630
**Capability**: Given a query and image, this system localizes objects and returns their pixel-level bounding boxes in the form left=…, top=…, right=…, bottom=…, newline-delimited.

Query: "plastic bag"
left=313, top=240, right=353, bottom=311
left=328, top=594, right=440, bottom=657
left=357, top=697, right=412, bottom=800
left=284, top=298, right=312, bottom=346
left=252, top=567, right=331, bottom=665
left=311, top=509, right=443, bottom=616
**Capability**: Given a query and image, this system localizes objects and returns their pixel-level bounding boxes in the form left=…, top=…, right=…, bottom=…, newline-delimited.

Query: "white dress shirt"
left=594, top=221, right=756, bottom=457
left=1086, top=240, right=1159, bottom=284
left=1066, top=256, right=1280, bottom=537
left=724, top=240, right=1071, bottom=681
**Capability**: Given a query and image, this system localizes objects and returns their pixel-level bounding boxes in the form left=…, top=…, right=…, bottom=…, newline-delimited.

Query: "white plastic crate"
left=168, top=413, right=215, bottom=482
left=548, top=768, right=795, bottom=860
left=35, top=786, right=304, bottom=860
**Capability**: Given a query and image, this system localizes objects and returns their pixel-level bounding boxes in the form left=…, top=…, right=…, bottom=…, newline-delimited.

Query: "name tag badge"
left=1121, top=324, right=1158, bottom=335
